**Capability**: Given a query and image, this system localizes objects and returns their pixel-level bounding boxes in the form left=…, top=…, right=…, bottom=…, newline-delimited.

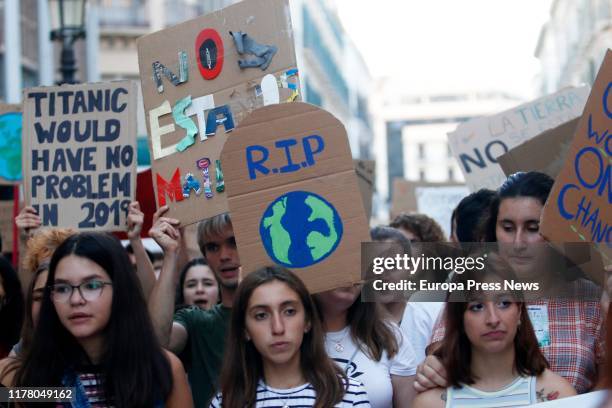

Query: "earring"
left=518, top=320, right=521, bottom=326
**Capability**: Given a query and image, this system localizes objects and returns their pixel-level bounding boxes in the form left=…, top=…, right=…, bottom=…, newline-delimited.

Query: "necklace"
left=263, top=385, right=291, bottom=408
left=330, top=329, right=349, bottom=353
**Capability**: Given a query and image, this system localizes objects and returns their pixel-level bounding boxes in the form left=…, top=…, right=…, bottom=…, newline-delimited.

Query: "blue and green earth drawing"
left=0, top=112, right=22, bottom=182
left=260, top=191, right=343, bottom=268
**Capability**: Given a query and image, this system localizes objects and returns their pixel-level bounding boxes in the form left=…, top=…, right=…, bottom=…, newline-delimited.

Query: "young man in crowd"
left=148, top=208, right=240, bottom=407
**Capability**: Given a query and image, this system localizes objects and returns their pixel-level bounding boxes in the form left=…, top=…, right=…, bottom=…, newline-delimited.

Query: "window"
left=418, top=143, right=425, bottom=159
left=448, top=167, right=455, bottom=181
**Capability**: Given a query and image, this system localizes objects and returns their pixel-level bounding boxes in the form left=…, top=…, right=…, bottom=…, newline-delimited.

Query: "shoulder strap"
left=444, top=387, right=453, bottom=408
left=529, top=375, right=538, bottom=403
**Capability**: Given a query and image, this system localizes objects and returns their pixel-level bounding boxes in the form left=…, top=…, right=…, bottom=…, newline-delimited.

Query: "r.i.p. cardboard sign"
left=22, top=81, right=138, bottom=230
left=137, top=0, right=300, bottom=226
left=0, top=104, right=22, bottom=185
left=221, top=103, right=370, bottom=293
left=541, top=49, right=612, bottom=264
left=448, top=86, right=590, bottom=191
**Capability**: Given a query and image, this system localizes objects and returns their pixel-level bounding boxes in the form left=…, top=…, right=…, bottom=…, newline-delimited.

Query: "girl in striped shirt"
left=211, top=266, right=370, bottom=408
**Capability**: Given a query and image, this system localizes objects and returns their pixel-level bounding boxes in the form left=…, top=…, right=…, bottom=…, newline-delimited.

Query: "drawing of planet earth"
left=260, top=191, right=343, bottom=268
left=0, top=112, right=22, bottom=182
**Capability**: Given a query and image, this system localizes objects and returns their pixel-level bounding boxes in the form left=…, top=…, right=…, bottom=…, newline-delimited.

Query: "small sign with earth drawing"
left=221, top=102, right=370, bottom=293
left=0, top=104, right=22, bottom=185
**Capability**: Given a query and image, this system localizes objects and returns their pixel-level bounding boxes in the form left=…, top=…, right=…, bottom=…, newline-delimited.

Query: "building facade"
left=535, top=0, right=612, bottom=94
left=371, top=78, right=522, bottom=220
left=1, top=0, right=51, bottom=102
left=290, top=0, right=373, bottom=159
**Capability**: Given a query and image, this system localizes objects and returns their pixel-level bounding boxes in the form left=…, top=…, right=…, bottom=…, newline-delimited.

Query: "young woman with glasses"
left=14, top=232, right=193, bottom=408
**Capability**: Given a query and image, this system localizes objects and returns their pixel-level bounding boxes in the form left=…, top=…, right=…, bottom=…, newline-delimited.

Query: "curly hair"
left=21, top=228, right=76, bottom=278
left=390, top=213, right=446, bottom=242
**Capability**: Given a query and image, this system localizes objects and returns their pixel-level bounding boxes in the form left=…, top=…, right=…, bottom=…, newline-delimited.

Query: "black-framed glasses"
left=50, top=279, right=113, bottom=303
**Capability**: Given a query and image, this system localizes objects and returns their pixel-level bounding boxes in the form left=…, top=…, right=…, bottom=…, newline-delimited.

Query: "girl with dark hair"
left=211, top=265, right=369, bottom=407
left=14, top=232, right=192, bottom=407
left=176, top=258, right=219, bottom=310
left=0, top=257, right=23, bottom=360
left=413, top=254, right=575, bottom=407
left=315, top=276, right=417, bottom=407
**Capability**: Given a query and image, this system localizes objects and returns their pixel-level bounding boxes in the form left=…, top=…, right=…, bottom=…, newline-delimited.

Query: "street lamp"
left=49, top=0, right=86, bottom=84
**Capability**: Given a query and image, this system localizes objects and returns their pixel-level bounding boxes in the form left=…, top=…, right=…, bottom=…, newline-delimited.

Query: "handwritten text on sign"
left=24, top=82, right=137, bottom=230
left=556, top=82, right=611, bottom=245
left=246, top=135, right=324, bottom=179
left=448, top=86, right=589, bottom=191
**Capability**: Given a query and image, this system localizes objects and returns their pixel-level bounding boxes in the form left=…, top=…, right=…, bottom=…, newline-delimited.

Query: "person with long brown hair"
left=315, top=282, right=417, bottom=407
left=211, top=266, right=369, bottom=407
left=413, top=254, right=575, bottom=407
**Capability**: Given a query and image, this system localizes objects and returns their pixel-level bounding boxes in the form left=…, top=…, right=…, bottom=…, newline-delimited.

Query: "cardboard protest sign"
left=0, top=199, right=14, bottom=253
left=541, top=50, right=612, bottom=265
left=114, top=169, right=155, bottom=240
left=416, top=186, right=470, bottom=237
left=221, top=102, right=370, bottom=293
left=137, top=0, right=300, bottom=226
left=498, top=118, right=579, bottom=179
left=354, top=160, right=375, bottom=220
left=22, top=81, right=138, bottom=230
left=0, top=104, right=23, bottom=185
left=390, top=178, right=464, bottom=220
left=448, top=86, right=590, bottom=191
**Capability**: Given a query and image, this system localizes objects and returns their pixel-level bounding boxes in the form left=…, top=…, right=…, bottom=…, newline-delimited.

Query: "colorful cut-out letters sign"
left=448, top=86, right=590, bottom=191
left=221, top=102, right=370, bottom=293
left=137, top=0, right=300, bottom=226
left=541, top=49, right=612, bottom=263
left=22, top=81, right=138, bottom=230
left=0, top=104, right=23, bottom=185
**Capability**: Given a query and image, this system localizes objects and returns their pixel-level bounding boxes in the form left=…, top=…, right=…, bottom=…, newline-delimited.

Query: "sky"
left=335, top=0, right=553, bottom=99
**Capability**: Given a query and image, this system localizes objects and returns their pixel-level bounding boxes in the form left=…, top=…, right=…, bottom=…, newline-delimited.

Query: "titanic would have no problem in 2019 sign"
left=22, top=81, right=138, bottom=231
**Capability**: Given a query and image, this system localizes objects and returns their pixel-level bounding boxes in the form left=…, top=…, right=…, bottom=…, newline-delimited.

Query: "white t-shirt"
left=325, top=323, right=417, bottom=408
left=209, top=378, right=371, bottom=407
left=399, top=301, right=445, bottom=364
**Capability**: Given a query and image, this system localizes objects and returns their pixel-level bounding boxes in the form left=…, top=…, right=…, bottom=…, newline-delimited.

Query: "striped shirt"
left=446, top=376, right=536, bottom=408
left=210, top=378, right=371, bottom=407
left=57, top=372, right=111, bottom=408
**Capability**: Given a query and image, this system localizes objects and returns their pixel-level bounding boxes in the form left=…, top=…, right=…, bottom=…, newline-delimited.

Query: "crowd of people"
left=0, top=170, right=609, bottom=407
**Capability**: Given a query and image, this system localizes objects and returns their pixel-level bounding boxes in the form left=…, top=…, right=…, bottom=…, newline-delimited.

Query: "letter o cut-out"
left=196, top=29, right=224, bottom=80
